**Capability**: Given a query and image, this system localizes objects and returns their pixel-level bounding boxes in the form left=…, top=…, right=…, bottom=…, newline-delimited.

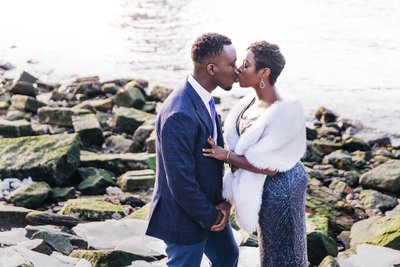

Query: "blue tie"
left=209, top=98, right=217, bottom=139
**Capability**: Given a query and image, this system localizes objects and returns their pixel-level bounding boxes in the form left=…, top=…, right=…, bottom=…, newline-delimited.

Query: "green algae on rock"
left=0, top=133, right=80, bottom=186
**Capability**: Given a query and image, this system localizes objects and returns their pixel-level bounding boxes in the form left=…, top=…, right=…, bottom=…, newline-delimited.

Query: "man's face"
left=212, top=44, right=238, bottom=91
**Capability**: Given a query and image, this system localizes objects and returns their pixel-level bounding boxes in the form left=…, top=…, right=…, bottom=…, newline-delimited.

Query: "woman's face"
left=237, top=50, right=260, bottom=88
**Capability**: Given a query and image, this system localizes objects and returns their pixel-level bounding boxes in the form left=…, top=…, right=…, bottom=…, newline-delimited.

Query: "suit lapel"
left=186, top=82, right=214, bottom=136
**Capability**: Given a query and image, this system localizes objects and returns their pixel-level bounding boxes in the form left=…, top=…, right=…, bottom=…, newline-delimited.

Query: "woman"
left=203, top=41, right=308, bottom=266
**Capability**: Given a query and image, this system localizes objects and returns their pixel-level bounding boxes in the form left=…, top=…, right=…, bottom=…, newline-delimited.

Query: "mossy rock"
left=123, top=203, right=150, bottom=220
left=350, top=214, right=400, bottom=249
left=70, top=249, right=156, bottom=267
left=72, top=113, right=104, bottom=147
left=0, top=133, right=80, bottom=186
left=312, top=140, right=343, bottom=155
left=0, top=119, right=32, bottom=137
left=78, top=167, right=116, bottom=195
left=11, top=94, right=46, bottom=113
left=80, top=151, right=149, bottom=175
left=147, top=154, right=156, bottom=172
left=306, top=185, right=342, bottom=220
left=318, top=255, right=340, bottom=267
left=59, top=197, right=132, bottom=221
left=5, top=181, right=51, bottom=208
left=38, top=107, right=91, bottom=127
left=51, top=186, right=76, bottom=200
left=111, top=106, right=155, bottom=135
left=306, top=213, right=329, bottom=236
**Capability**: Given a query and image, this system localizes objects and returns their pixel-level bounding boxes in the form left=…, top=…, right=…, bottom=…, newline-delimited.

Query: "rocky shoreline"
left=1, top=68, right=400, bottom=267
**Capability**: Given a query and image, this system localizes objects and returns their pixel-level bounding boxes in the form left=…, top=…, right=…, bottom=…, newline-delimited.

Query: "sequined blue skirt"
left=257, top=162, right=308, bottom=267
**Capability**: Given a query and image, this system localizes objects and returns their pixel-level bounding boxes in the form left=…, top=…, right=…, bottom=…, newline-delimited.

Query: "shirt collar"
left=188, top=74, right=212, bottom=105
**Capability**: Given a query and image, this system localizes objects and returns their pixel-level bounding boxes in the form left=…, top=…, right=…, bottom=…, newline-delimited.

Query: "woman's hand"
left=202, top=137, right=228, bottom=161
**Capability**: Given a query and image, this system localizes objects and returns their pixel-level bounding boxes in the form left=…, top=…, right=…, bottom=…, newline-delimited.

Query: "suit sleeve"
left=160, top=112, right=219, bottom=229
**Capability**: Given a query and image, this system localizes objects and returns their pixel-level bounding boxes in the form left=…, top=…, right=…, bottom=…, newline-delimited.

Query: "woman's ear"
left=260, top=67, right=270, bottom=79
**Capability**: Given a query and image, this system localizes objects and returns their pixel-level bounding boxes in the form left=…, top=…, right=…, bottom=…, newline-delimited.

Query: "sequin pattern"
left=257, top=162, right=308, bottom=267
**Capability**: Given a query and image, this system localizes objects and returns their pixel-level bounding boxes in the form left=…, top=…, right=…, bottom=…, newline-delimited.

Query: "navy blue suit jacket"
left=146, top=80, right=225, bottom=244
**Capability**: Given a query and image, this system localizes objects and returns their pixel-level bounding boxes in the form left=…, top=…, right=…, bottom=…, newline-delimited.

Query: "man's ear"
left=207, top=63, right=216, bottom=75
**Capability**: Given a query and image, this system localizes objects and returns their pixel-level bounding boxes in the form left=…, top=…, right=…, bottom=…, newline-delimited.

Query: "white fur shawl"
left=222, top=93, right=306, bottom=233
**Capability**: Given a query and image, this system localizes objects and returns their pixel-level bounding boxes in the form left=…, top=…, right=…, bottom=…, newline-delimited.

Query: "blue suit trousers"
left=165, top=224, right=239, bottom=267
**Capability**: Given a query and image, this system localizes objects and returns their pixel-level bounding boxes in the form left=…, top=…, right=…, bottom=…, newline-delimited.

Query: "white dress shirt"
left=188, top=75, right=218, bottom=141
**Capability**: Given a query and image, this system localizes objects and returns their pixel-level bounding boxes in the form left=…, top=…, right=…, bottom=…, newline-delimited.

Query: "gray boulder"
left=359, top=160, right=400, bottom=193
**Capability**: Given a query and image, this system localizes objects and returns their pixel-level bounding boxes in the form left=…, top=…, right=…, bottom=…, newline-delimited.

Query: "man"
left=146, top=33, right=239, bottom=267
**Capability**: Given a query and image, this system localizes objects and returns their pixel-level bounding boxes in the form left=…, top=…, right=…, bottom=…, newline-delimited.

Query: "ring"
left=212, top=150, right=215, bottom=154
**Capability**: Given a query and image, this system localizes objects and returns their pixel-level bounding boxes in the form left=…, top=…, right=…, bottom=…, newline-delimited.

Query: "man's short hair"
left=191, top=33, right=232, bottom=63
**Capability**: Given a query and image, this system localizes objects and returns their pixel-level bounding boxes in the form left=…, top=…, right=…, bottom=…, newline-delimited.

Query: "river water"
left=1, top=0, right=399, bottom=143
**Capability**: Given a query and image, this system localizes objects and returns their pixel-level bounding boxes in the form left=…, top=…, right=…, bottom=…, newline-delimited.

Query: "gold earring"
left=259, top=78, right=265, bottom=88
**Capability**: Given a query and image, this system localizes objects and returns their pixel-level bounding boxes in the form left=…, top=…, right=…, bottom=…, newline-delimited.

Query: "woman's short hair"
left=248, top=41, right=285, bottom=85
left=191, top=33, right=232, bottom=63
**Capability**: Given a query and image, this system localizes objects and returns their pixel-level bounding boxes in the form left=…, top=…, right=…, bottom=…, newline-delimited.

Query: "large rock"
left=117, top=169, right=155, bottom=192
left=0, top=204, right=32, bottom=229
left=359, top=189, right=398, bottom=211
left=114, top=81, right=146, bottom=109
left=104, top=135, right=133, bottom=153
left=38, top=107, right=91, bottom=126
left=72, top=113, right=104, bottom=147
left=307, top=231, right=338, bottom=266
left=11, top=94, right=46, bottom=113
left=359, top=160, right=400, bottom=193
left=78, top=167, right=116, bottom=195
left=5, top=181, right=51, bottom=208
left=9, top=81, right=37, bottom=97
left=60, top=197, right=132, bottom=221
left=111, top=107, right=155, bottom=134
left=130, top=125, right=154, bottom=152
left=322, top=150, right=354, bottom=171
left=312, top=140, right=343, bottom=155
left=73, top=98, right=114, bottom=112
left=0, top=119, right=32, bottom=137
left=80, top=151, right=149, bottom=175
left=342, top=136, right=370, bottom=152
left=0, top=133, right=80, bottom=185
left=26, top=211, right=86, bottom=227
left=31, top=231, right=74, bottom=255
left=150, top=85, right=173, bottom=102
left=350, top=214, right=400, bottom=249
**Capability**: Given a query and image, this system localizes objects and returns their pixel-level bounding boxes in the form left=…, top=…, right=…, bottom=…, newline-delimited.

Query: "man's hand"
left=211, top=202, right=231, bottom=231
